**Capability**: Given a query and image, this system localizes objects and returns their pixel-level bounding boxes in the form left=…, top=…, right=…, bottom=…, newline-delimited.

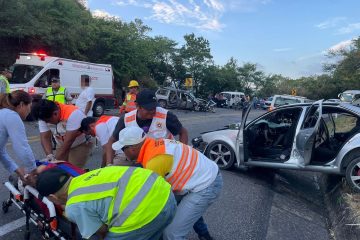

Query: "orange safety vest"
left=54, top=103, right=80, bottom=143
left=137, top=138, right=199, bottom=193
left=94, top=115, right=113, bottom=135
left=120, top=93, right=137, bottom=113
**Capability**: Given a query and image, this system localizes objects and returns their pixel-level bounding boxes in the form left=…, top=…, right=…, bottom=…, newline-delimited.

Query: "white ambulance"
left=9, top=52, right=115, bottom=116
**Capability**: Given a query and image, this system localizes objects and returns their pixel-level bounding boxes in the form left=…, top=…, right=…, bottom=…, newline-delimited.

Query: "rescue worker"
left=32, top=99, right=93, bottom=168
left=79, top=115, right=120, bottom=167
left=43, top=76, right=73, bottom=104
left=107, top=89, right=212, bottom=239
left=36, top=166, right=177, bottom=240
left=0, top=68, right=11, bottom=94
left=112, top=126, right=223, bottom=240
left=119, top=80, right=139, bottom=114
left=106, top=88, right=188, bottom=166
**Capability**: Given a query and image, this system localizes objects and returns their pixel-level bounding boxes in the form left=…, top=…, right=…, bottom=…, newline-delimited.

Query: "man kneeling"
left=36, top=166, right=176, bottom=240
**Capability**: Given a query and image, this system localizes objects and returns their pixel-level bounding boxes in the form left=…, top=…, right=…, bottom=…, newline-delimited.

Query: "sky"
left=85, top=0, right=360, bottom=79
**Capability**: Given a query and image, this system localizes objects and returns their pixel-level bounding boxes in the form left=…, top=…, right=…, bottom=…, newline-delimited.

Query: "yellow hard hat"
left=128, top=80, right=139, bottom=88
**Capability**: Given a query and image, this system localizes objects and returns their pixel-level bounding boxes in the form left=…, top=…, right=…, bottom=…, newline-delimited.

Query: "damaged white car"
left=192, top=100, right=360, bottom=191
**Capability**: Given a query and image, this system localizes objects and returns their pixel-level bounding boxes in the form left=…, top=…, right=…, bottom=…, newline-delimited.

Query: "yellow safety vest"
left=46, top=86, right=66, bottom=103
left=66, top=166, right=171, bottom=234
left=0, top=75, right=10, bottom=93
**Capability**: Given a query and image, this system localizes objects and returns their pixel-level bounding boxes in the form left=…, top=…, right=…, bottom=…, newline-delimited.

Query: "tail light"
left=28, top=87, right=36, bottom=94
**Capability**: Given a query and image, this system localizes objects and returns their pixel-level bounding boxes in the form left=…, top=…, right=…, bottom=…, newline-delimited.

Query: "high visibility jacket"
left=0, top=75, right=10, bottom=93
left=46, top=86, right=66, bottom=104
left=137, top=138, right=219, bottom=194
left=124, top=107, right=174, bottom=139
left=120, top=93, right=137, bottom=113
left=51, top=103, right=86, bottom=147
left=66, top=166, right=171, bottom=234
left=94, top=115, right=113, bottom=134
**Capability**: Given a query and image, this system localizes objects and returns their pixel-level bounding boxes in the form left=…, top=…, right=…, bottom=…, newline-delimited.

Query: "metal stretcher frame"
left=2, top=181, right=71, bottom=240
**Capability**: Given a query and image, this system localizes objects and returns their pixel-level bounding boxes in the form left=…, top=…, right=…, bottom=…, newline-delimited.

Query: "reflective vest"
left=46, top=86, right=66, bottom=104
left=66, top=166, right=171, bottom=234
left=121, top=93, right=137, bottom=113
left=0, top=75, right=10, bottom=93
left=137, top=138, right=218, bottom=194
left=94, top=115, right=116, bottom=135
left=51, top=103, right=86, bottom=147
left=124, top=107, right=173, bottom=139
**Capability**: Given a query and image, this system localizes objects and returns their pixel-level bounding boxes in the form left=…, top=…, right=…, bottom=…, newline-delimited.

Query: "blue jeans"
left=163, top=172, right=223, bottom=240
left=106, top=192, right=177, bottom=240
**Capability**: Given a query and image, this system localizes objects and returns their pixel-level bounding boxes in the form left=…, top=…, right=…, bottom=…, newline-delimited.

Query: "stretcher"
left=2, top=161, right=86, bottom=240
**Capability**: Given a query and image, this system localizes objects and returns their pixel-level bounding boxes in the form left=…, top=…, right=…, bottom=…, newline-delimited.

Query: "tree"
left=180, top=33, right=213, bottom=91
left=237, top=63, right=265, bottom=95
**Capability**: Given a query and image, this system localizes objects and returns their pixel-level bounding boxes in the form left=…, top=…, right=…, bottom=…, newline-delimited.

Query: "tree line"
left=1, top=0, right=359, bottom=100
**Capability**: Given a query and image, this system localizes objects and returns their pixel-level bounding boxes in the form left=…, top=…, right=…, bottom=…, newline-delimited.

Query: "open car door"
left=295, top=100, right=323, bottom=165
left=235, top=101, right=252, bottom=167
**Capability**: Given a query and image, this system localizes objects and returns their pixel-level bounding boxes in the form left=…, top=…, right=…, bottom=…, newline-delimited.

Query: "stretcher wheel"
left=2, top=201, right=9, bottom=213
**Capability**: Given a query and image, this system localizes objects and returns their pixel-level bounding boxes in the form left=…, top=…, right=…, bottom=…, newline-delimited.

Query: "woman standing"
left=0, top=90, right=37, bottom=182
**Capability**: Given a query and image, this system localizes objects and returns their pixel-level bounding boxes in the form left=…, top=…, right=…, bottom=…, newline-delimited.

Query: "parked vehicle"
left=262, top=97, right=273, bottom=110
left=338, top=90, right=360, bottom=103
left=267, top=94, right=312, bottom=111
left=155, top=87, right=215, bottom=112
left=220, top=91, right=245, bottom=108
left=9, top=52, right=115, bottom=116
left=192, top=101, right=360, bottom=192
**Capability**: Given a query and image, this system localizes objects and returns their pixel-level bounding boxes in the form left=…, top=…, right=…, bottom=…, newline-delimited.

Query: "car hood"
left=200, top=122, right=240, bottom=134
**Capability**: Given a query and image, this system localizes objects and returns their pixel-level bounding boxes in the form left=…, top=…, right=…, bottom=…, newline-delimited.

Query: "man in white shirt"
left=79, top=116, right=125, bottom=167
left=76, top=76, right=95, bottom=117
left=33, top=99, right=93, bottom=168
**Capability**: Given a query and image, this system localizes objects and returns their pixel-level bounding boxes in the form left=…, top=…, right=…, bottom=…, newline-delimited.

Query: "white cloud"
left=315, top=17, right=346, bottom=29
left=92, top=9, right=120, bottom=20
left=328, top=39, right=353, bottom=52
left=273, top=48, right=292, bottom=52
left=226, top=0, right=271, bottom=12
left=111, top=0, right=229, bottom=31
left=336, top=22, right=360, bottom=34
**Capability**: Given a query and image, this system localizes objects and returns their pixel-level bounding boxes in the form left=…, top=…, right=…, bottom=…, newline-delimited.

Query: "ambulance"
left=9, top=52, right=115, bottom=116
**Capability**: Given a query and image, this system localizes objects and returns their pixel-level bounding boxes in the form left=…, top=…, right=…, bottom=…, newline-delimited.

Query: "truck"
left=9, top=52, right=115, bottom=116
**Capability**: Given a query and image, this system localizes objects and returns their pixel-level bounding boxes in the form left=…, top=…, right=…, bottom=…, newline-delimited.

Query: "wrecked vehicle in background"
left=192, top=100, right=360, bottom=192
left=155, top=87, right=216, bottom=112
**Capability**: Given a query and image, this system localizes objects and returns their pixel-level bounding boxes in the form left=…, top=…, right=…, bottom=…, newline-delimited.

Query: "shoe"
left=198, top=232, right=214, bottom=240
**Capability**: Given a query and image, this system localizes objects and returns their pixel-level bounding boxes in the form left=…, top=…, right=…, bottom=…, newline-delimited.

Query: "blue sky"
left=86, top=0, right=360, bottom=78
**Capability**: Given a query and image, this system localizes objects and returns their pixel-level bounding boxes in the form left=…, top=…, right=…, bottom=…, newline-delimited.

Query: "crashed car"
left=192, top=100, right=360, bottom=191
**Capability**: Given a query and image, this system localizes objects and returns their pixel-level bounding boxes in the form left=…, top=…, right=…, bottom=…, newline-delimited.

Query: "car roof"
left=273, top=94, right=307, bottom=99
left=158, top=87, right=190, bottom=93
left=221, top=91, right=245, bottom=94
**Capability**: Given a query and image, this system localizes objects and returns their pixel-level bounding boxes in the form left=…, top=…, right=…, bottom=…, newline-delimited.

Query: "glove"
left=46, top=153, right=56, bottom=162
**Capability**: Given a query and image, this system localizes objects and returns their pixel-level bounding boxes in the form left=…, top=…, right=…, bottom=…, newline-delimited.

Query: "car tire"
left=205, top=141, right=235, bottom=170
left=158, top=100, right=167, bottom=108
left=93, top=101, right=105, bottom=117
left=345, top=156, right=360, bottom=192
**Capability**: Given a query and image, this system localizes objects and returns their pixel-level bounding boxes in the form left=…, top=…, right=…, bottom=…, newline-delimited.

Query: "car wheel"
left=93, top=101, right=105, bottom=117
left=158, top=100, right=167, bottom=108
left=345, top=157, right=360, bottom=192
left=205, top=141, right=235, bottom=170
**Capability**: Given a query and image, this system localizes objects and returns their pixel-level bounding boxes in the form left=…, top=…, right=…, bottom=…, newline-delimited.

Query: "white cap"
left=112, top=126, right=146, bottom=151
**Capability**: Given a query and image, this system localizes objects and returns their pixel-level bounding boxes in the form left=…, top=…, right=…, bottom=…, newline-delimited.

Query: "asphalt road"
left=0, top=107, right=331, bottom=240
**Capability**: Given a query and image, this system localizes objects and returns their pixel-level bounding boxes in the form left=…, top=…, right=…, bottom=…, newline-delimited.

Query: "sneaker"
left=198, top=232, right=214, bottom=240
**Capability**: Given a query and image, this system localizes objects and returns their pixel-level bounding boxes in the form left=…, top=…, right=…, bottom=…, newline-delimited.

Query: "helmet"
left=128, top=80, right=139, bottom=88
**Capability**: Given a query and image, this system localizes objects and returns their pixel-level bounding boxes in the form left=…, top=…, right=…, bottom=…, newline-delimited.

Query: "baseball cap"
left=51, top=76, right=60, bottom=82
left=36, top=168, right=70, bottom=196
left=136, top=89, right=158, bottom=110
left=112, top=126, right=146, bottom=151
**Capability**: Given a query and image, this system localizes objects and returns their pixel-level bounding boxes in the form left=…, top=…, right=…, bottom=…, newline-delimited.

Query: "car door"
left=235, top=101, right=253, bottom=166
left=295, top=100, right=323, bottom=165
